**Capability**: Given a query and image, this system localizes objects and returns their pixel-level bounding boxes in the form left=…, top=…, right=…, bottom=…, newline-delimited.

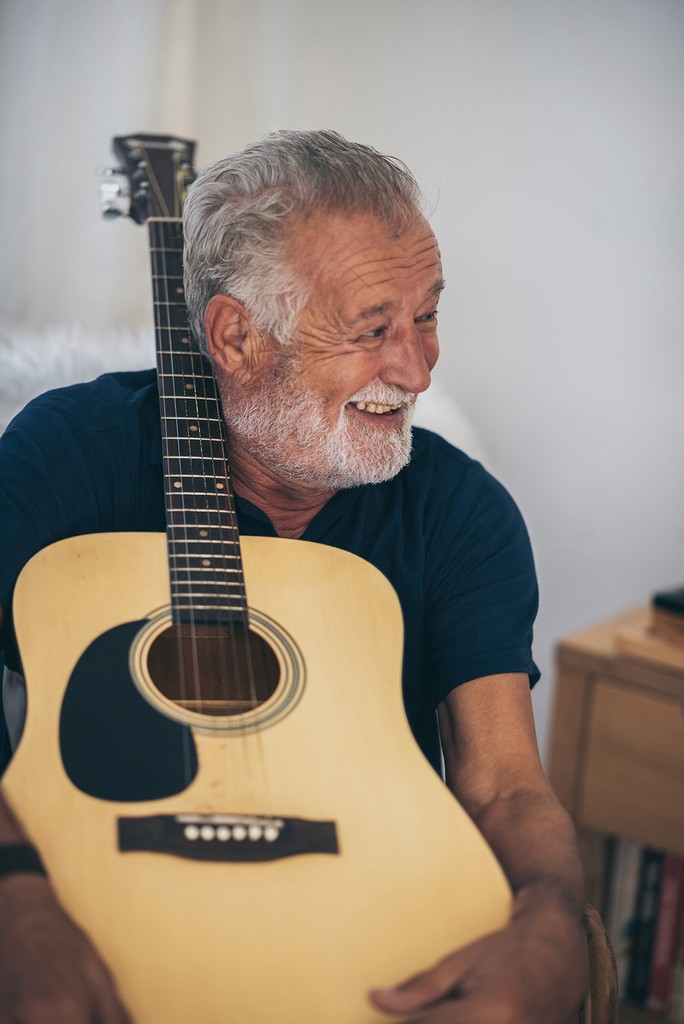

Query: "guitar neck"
left=149, top=218, right=248, bottom=626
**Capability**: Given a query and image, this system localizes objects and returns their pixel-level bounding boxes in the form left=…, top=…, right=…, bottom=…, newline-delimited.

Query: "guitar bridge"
left=117, top=813, right=339, bottom=862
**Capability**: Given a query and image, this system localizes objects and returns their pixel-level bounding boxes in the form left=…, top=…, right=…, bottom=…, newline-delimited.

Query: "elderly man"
left=0, top=130, right=587, bottom=1022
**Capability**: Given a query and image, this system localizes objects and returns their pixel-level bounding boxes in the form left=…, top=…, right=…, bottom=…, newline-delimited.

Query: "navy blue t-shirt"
left=0, top=370, right=539, bottom=773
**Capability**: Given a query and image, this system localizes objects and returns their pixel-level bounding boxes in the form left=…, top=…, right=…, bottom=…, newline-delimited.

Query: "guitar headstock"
left=100, top=133, right=197, bottom=224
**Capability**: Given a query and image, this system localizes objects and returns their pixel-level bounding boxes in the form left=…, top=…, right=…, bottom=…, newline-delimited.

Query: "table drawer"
left=579, top=676, right=684, bottom=854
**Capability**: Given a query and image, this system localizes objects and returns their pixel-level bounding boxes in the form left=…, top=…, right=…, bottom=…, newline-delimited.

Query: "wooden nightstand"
left=549, top=606, right=684, bottom=855
left=549, top=606, right=684, bottom=1023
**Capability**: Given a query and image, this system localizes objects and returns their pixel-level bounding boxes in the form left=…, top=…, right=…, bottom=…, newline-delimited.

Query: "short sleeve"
left=0, top=371, right=162, bottom=660
left=0, top=393, right=102, bottom=645
left=423, top=459, right=540, bottom=705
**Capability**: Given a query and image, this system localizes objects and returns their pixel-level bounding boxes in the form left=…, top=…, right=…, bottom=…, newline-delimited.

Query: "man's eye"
left=361, top=325, right=387, bottom=339
left=415, top=309, right=438, bottom=324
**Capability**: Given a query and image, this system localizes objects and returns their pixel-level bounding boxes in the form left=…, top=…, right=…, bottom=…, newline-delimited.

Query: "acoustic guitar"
left=3, top=134, right=511, bottom=1022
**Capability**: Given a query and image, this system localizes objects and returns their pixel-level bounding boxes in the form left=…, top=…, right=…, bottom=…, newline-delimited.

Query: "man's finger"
left=368, top=952, right=468, bottom=1014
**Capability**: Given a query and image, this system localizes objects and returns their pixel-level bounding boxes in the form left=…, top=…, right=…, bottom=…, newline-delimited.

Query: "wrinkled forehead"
left=289, top=210, right=442, bottom=304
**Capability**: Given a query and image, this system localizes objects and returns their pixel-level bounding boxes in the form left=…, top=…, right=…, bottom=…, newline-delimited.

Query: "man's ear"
left=204, top=295, right=269, bottom=385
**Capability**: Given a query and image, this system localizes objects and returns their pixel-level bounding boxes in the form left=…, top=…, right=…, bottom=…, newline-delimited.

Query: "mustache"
left=347, top=384, right=416, bottom=407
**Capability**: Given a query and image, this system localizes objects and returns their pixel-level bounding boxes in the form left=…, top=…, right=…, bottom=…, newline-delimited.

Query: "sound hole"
left=146, top=623, right=280, bottom=717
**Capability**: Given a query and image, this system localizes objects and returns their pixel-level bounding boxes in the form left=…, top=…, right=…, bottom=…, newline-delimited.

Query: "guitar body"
left=4, top=531, right=511, bottom=1023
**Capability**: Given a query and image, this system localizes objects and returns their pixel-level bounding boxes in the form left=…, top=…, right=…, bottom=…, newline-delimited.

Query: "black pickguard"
left=60, top=621, right=197, bottom=802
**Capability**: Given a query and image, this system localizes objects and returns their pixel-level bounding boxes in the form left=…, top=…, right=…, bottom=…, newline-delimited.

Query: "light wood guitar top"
left=4, top=532, right=511, bottom=1023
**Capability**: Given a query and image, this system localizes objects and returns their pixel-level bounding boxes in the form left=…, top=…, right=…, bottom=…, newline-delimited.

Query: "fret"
left=170, top=567, right=242, bottom=578
left=151, top=269, right=183, bottom=281
left=158, top=394, right=218, bottom=411
left=167, top=589, right=245, bottom=598
left=157, top=356, right=210, bottom=375
left=157, top=374, right=217, bottom=390
left=167, top=542, right=240, bottom=553
left=153, top=304, right=190, bottom=330
left=169, top=545, right=241, bottom=554
left=161, top=412, right=223, bottom=423
left=166, top=513, right=237, bottom=529
left=169, top=559, right=243, bottom=569
left=158, top=371, right=216, bottom=385
left=150, top=217, right=247, bottom=622
left=159, top=394, right=221, bottom=411
left=167, top=522, right=240, bottom=532
left=162, top=421, right=225, bottom=441
left=168, top=550, right=242, bottom=560
left=165, top=481, right=233, bottom=491
left=159, top=409, right=222, bottom=424
left=173, top=603, right=247, bottom=613
left=163, top=440, right=226, bottom=460
left=158, top=371, right=217, bottom=382
left=163, top=455, right=229, bottom=471
left=167, top=565, right=242, bottom=573
left=172, top=598, right=246, bottom=607
left=164, top=481, right=233, bottom=496
left=163, top=489, right=233, bottom=501
left=169, top=559, right=242, bottom=570
left=164, top=457, right=231, bottom=470
left=150, top=264, right=184, bottom=283
left=169, top=564, right=242, bottom=574
left=165, top=497, right=235, bottom=513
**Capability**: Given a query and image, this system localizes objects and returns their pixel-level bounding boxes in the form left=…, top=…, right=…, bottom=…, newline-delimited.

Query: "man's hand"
left=369, top=888, right=588, bottom=1023
left=0, top=873, right=132, bottom=1024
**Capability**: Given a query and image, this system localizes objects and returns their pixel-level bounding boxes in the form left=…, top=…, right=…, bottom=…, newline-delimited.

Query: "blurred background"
left=1, top=0, right=683, bottom=763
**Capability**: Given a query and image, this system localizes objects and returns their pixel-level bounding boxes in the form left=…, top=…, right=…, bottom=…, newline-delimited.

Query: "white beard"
left=220, top=360, right=415, bottom=490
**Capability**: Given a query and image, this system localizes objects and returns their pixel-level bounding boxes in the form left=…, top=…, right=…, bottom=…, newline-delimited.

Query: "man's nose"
left=381, top=325, right=437, bottom=395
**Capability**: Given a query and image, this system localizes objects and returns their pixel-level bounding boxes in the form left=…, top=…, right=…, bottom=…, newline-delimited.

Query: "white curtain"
left=0, top=0, right=270, bottom=330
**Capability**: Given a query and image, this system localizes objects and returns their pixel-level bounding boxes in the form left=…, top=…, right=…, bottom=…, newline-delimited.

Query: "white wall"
left=2, top=0, right=683, bottom=761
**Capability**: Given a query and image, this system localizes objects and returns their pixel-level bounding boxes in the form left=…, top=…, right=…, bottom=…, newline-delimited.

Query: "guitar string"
left=152, top=184, right=264, bottom=774
left=145, top=149, right=264, bottom=1018
left=160, top=216, right=205, bottom=723
left=183, top=220, right=268, bottom=767
left=146, top=159, right=203, bottom=778
left=185, top=225, right=271, bottom=799
left=152, top=211, right=213, bottom=1010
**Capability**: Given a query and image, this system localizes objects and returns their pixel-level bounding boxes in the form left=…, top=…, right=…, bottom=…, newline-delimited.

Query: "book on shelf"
left=645, top=853, right=684, bottom=1016
left=604, top=838, right=642, bottom=998
left=668, top=918, right=684, bottom=1024
left=601, top=839, right=684, bottom=1020
left=626, top=848, right=665, bottom=1006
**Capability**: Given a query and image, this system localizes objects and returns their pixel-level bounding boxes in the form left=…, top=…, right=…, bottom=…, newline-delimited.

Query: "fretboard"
left=149, top=218, right=248, bottom=625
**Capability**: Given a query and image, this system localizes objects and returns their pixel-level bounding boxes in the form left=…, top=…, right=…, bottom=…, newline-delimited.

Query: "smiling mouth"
left=350, top=400, right=402, bottom=415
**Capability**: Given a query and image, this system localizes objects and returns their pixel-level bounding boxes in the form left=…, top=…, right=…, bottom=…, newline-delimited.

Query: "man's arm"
left=370, top=672, right=588, bottom=1024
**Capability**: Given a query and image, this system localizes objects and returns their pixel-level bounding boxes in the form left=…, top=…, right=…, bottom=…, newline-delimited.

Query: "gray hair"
left=182, top=129, right=424, bottom=356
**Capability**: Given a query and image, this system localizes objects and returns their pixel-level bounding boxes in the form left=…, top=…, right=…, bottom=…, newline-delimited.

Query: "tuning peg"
left=99, top=178, right=130, bottom=218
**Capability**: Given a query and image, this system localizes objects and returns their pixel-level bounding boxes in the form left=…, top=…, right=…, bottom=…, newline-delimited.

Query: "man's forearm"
left=469, top=784, right=585, bottom=918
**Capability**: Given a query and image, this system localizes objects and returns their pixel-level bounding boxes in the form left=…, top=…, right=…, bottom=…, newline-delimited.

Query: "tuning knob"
left=98, top=167, right=130, bottom=218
